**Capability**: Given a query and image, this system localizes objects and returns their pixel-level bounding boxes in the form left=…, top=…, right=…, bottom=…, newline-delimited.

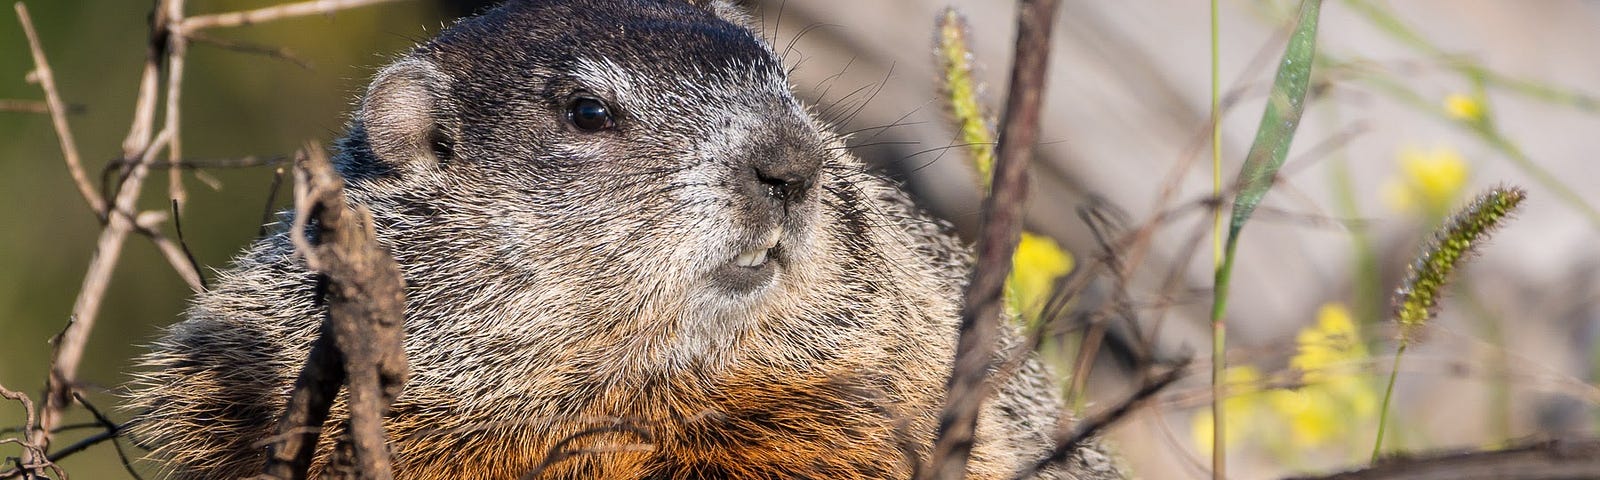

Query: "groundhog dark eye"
left=567, top=97, right=613, bottom=132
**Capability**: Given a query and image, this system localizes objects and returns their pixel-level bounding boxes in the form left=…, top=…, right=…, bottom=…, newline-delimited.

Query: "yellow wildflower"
left=1008, top=232, right=1074, bottom=320
left=1264, top=388, right=1331, bottom=448
left=1266, top=304, right=1378, bottom=450
left=1293, top=304, right=1363, bottom=382
left=1190, top=365, right=1265, bottom=457
left=1381, top=145, right=1470, bottom=216
left=1191, top=304, right=1379, bottom=458
left=1443, top=93, right=1485, bottom=123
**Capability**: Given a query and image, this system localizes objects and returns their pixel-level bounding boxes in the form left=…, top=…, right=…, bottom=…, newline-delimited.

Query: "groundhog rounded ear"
left=359, top=58, right=454, bottom=166
left=685, top=0, right=757, bottom=30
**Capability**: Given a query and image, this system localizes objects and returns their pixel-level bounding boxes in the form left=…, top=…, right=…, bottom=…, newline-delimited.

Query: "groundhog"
left=125, top=0, right=1123, bottom=478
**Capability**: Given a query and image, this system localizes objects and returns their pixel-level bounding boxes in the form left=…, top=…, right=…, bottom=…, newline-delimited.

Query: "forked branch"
left=253, top=144, right=408, bottom=480
left=923, top=0, right=1062, bottom=479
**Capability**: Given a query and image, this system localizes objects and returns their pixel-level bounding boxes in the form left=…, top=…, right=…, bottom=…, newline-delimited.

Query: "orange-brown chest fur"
left=370, top=362, right=939, bottom=480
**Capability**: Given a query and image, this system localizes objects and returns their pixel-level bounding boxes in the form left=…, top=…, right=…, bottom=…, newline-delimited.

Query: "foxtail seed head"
left=1393, top=186, right=1525, bottom=342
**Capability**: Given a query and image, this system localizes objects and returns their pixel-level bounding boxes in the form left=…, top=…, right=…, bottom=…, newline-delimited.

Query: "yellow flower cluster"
left=1278, top=304, right=1378, bottom=448
left=1008, top=232, right=1074, bottom=321
left=1193, top=304, right=1378, bottom=458
left=1443, top=93, right=1485, bottom=123
left=1381, top=145, right=1470, bottom=217
left=1190, top=366, right=1264, bottom=456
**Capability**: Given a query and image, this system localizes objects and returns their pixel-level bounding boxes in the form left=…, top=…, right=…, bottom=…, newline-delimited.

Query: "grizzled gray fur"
left=126, top=0, right=1125, bottom=478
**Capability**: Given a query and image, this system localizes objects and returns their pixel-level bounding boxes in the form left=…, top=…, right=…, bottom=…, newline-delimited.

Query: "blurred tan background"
left=2, top=0, right=1598, bottom=478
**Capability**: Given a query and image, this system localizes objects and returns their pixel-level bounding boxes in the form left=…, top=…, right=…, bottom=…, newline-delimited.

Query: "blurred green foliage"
left=0, top=1, right=445, bottom=475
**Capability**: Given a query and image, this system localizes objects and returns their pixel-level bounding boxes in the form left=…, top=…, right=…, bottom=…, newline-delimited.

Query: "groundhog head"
left=333, top=0, right=877, bottom=364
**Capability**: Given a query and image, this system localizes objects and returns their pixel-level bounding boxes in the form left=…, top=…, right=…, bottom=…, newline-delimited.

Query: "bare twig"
left=0, top=99, right=45, bottom=113
left=1285, top=438, right=1600, bottom=480
left=106, top=154, right=293, bottom=171
left=70, top=393, right=144, bottom=480
left=168, top=201, right=206, bottom=290
left=0, top=99, right=82, bottom=114
left=132, top=210, right=205, bottom=292
left=0, top=442, right=63, bottom=480
left=0, top=384, right=64, bottom=480
left=0, top=423, right=98, bottom=437
left=922, top=0, right=1060, bottom=479
left=1012, top=362, right=1188, bottom=480
left=187, top=32, right=314, bottom=69
left=255, top=144, right=408, bottom=480
left=1070, top=23, right=1298, bottom=366
left=15, top=2, right=103, bottom=215
left=28, top=0, right=410, bottom=463
left=32, top=0, right=175, bottom=452
left=165, top=0, right=189, bottom=210
left=118, top=0, right=168, bottom=161
left=182, top=0, right=410, bottom=31
left=41, top=128, right=172, bottom=453
left=31, top=431, right=114, bottom=468
left=261, top=167, right=289, bottom=237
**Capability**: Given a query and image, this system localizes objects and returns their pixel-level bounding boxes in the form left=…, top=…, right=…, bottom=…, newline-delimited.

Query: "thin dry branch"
left=187, top=32, right=314, bottom=69
left=30, top=431, right=114, bottom=470
left=118, top=2, right=166, bottom=160
left=107, top=154, right=292, bottom=171
left=182, top=0, right=410, bottom=31
left=1285, top=438, right=1600, bottom=480
left=0, top=384, right=63, bottom=480
left=30, top=0, right=175, bottom=453
left=261, top=167, right=289, bottom=236
left=254, top=145, right=408, bottom=480
left=1058, top=24, right=1302, bottom=365
left=27, top=0, right=407, bottom=458
left=15, top=2, right=103, bottom=215
left=0, top=423, right=98, bottom=437
left=165, top=0, right=189, bottom=210
left=1013, top=362, right=1188, bottom=480
left=922, top=0, right=1061, bottom=479
left=70, top=393, right=143, bottom=480
left=0, top=99, right=45, bottom=113
left=0, top=99, right=82, bottom=114
left=133, top=210, right=206, bottom=291
left=39, top=128, right=171, bottom=454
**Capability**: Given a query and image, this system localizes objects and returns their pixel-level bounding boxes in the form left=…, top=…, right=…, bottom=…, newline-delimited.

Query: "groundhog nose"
left=753, top=165, right=815, bottom=203
left=743, top=122, right=822, bottom=205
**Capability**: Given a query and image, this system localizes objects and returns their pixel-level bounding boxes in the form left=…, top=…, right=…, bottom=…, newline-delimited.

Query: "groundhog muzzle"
left=125, top=0, right=1124, bottom=478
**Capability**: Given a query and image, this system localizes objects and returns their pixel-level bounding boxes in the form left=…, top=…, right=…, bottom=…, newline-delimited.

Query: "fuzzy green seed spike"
left=936, top=8, right=997, bottom=190
left=1393, top=186, right=1526, bottom=341
left=934, top=9, right=1076, bottom=326
left=1374, top=186, right=1525, bottom=461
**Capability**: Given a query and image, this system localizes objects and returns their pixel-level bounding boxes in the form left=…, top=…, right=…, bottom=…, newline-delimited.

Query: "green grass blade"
left=1343, top=0, right=1600, bottom=113
left=1328, top=0, right=1600, bottom=227
left=1319, top=55, right=1600, bottom=229
left=1208, top=0, right=1225, bottom=474
left=1213, top=0, right=1322, bottom=318
left=1207, top=2, right=1322, bottom=477
left=1225, top=0, right=1322, bottom=240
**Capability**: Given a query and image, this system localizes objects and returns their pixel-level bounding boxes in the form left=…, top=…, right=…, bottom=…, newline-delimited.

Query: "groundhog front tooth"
left=734, top=250, right=757, bottom=267
left=734, top=247, right=771, bottom=268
